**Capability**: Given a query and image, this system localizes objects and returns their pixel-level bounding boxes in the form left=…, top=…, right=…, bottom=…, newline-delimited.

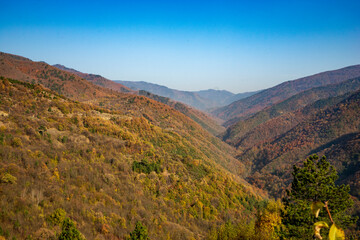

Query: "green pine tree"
left=129, top=221, right=149, bottom=240
left=281, top=154, right=357, bottom=239
left=58, top=217, right=85, bottom=240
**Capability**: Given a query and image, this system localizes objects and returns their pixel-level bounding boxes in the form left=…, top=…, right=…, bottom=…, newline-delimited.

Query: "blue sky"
left=1, top=0, right=359, bottom=93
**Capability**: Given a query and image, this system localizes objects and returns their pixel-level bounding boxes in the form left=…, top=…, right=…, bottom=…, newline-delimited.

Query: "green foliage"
left=129, top=221, right=149, bottom=240
left=0, top=225, right=10, bottom=238
left=281, top=154, right=357, bottom=239
left=312, top=203, right=346, bottom=239
left=47, top=208, right=67, bottom=226
left=311, top=201, right=325, bottom=218
left=207, top=200, right=283, bottom=240
left=132, top=159, right=161, bottom=174
left=208, top=221, right=238, bottom=240
left=58, top=218, right=84, bottom=240
left=254, top=200, right=282, bottom=239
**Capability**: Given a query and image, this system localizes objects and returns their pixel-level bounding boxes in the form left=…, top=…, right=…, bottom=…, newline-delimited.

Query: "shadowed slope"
left=223, top=77, right=360, bottom=148
left=237, top=90, right=360, bottom=197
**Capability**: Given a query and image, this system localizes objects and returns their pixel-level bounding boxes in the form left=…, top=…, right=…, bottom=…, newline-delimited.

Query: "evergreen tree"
left=281, top=154, right=357, bottom=239
left=129, top=221, right=149, bottom=240
left=58, top=218, right=85, bottom=240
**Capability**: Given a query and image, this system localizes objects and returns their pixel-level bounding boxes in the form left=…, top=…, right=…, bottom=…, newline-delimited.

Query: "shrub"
left=132, top=159, right=161, bottom=174
left=11, top=137, right=22, bottom=147
left=0, top=173, right=17, bottom=184
left=47, top=208, right=67, bottom=226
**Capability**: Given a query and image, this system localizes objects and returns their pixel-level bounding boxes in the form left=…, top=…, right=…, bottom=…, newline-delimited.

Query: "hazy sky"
left=1, top=0, right=359, bottom=93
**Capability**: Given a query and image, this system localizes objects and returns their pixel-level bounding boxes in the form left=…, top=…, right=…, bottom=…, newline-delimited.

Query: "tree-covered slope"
left=53, top=64, right=133, bottom=93
left=222, top=77, right=360, bottom=148
left=1, top=53, right=226, bottom=138
left=310, top=132, right=360, bottom=200
left=138, top=90, right=225, bottom=136
left=0, top=52, right=118, bottom=101
left=237, top=90, right=360, bottom=198
left=212, top=65, right=360, bottom=124
left=54, top=64, right=225, bottom=136
left=0, top=75, right=261, bottom=240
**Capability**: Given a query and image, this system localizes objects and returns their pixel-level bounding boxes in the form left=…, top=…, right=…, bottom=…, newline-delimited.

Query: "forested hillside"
left=213, top=65, right=360, bottom=126
left=237, top=89, right=360, bottom=197
left=223, top=77, right=360, bottom=148
left=138, top=90, right=225, bottom=136
left=0, top=52, right=117, bottom=101
left=1, top=51, right=359, bottom=239
left=53, top=64, right=133, bottom=93
left=0, top=77, right=263, bottom=239
left=0, top=51, right=266, bottom=239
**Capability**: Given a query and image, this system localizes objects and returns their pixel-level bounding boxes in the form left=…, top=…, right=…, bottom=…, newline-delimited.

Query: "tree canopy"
left=129, top=221, right=149, bottom=240
left=281, top=154, right=357, bottom=239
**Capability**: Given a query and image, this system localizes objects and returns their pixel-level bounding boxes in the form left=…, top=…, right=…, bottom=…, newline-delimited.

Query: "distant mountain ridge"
left=116, top=80, right=259, bottom=111
left=212, top=64, right=360, bottom=125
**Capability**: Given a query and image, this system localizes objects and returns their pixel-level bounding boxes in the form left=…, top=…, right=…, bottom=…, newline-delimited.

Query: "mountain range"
left=116, top=80, right=259, bottom=111
left=1, top=51, right=360, bottom=238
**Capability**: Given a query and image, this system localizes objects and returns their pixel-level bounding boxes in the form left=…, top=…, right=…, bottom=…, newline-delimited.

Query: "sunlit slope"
left=0, top=76, right=261, bottom=239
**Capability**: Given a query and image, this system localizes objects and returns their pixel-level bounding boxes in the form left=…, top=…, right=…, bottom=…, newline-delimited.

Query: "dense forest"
left=0, top=77, right=265, bottom=239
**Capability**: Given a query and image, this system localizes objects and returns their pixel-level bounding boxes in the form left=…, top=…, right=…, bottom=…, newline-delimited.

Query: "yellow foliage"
left=255, top=200, right=283, bottom=239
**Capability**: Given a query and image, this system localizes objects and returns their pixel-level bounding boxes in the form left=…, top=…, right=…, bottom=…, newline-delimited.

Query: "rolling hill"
left=212, top=65, right=360, bottom=125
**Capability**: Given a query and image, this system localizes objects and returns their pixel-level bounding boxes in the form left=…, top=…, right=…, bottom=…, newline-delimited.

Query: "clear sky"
left=1, top=0, right=359, bottom=93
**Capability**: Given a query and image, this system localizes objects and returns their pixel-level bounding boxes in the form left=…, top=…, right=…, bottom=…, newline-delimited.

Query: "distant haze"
left=1, top=0, right=359, bottom=93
